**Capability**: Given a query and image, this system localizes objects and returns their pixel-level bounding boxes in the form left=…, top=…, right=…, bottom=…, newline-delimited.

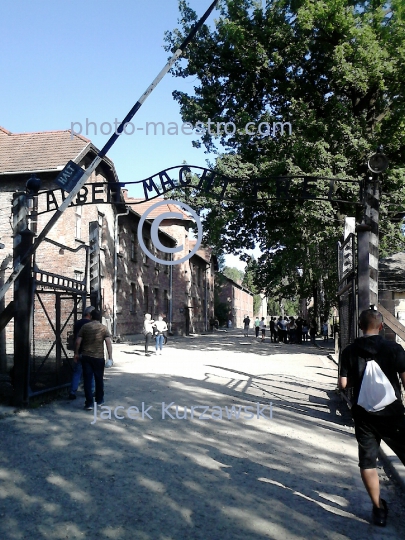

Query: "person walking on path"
left=296, top=317, right=303, bottom=344
left=163, top=315, right=169, bottom=345
left=278, top=316, right=288, bottom=343
left=254, top=316, right=260, bottom=338
left=143, top=313, right=154, bottom=356
left=243, top=315, right=250, bottom=337
left=273, top=317, right=279, bottom=343
left=153, top=316, right=168, bottom=355
left=302, top=320, right=309, bottom=341
left=270, top=317, right=275, bottom=342
left=75, top=309, right=112, bottom=410
left=310, top=319, right=317, bottom=344
left=322, top=321, right=329, bottom=342
left=276, top=316, right=283, bottom=342
left=339, top=309, right=405, bottom=527
left=289, top=317, right=297, bottom=344
left=68, top=306, right=95, bottom=400
left=259, top=317, right=266, bottom=342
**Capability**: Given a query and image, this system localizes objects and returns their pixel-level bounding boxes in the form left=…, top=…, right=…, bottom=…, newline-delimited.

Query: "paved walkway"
left=1, top=332, right=405, bottom=539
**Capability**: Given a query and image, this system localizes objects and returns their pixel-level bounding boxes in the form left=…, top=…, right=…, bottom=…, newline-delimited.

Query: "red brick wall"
left=115, top=212, right=175, bottom=336
left=159, top=219, right=214, bottom=335
left=218, top=279, right=254, bottom=328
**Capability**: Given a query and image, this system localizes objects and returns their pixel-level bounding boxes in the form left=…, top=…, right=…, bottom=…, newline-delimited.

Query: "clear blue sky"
left=1, top=0, right=216, bottom=191
left=0, top=0, right=257, bottom=270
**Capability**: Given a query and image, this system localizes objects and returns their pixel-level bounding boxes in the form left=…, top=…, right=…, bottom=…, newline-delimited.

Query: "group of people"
left=66, top=304, right=405, bottom=528
left=143, top=314, right=168, bottom=356
left=68, top=309, right=170, bottom=409
left=244, top=315, right=328, bottom=344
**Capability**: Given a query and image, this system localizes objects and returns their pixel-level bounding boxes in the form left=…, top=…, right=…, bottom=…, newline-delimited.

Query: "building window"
left=130, top=283, right=135, bottom=313
left=131, top=232, right=137, bottom=261
left=154, top=288, right=159, bottom=315
left=144, top=286, right=149, bottom=313
left=75, top=205, right=82, bottom=239
left=98, top=212, right=104, bottom=246
left=142, top=236, right=151, bottom=263
left=164, top=290, right=169, bottom=315
left=74, top=270, right=83, bottom=282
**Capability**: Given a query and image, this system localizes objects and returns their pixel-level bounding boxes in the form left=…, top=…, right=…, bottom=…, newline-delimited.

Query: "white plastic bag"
left=357, top=360, right=396, bottom=412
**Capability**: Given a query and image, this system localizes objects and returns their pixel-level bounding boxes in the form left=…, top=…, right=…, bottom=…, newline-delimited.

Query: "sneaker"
left=68, top=393, right=76, bottom=400
left=372, top=499, right=388, bottom=527
left=84, top=403, right=93, bottom=410
left=97, top=400, right=105, bottom=406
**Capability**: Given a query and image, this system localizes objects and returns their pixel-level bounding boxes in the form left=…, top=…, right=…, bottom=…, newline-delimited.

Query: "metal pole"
left=0, top=0, right=219, bottom=303
left=366, top=176, right=380, bottom=308
left=356, top=174, right=380, bottom=320
left=356, top=222, right=371, bottom=316
left=169, top=253, right=173, bottom=334
left=13, top=227, right=35, bottom=406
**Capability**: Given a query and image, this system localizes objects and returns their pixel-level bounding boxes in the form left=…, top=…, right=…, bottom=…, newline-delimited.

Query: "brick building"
left=217, top=276, right=254, bottom=328
left=122, top=195, right=216, bottom=335
left=0, top=127, right=216, bottom=359
left=0, top=127, right=125, bottom=368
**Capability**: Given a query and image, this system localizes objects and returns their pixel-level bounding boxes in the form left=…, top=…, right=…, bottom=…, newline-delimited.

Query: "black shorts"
left=352, top=405, right=405, bottom=469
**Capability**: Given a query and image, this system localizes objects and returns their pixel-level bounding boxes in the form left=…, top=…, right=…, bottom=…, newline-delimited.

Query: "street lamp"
left=367, top=148, right=389, bottom=174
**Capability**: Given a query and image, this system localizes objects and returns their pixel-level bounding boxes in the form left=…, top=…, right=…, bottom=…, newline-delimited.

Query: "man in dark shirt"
left=68, top=306, right=95, bottom=400
left=339, top=309, right=405, bottom=527
left=75, top=310, right=113, bottom=410
left=296, top=317, right=303, bottom=344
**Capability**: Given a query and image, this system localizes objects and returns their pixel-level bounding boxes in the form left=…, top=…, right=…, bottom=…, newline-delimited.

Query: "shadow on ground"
left=0, top=334, right=387, bottom=540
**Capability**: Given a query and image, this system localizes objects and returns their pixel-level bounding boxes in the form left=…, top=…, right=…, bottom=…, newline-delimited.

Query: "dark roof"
left=127, top=207, right=177, bottom=245
left=189, top=240, right=212, bottom=264
left=123, top=195, right=193, bottom=222
left=0, top=127, right=91, bottom=175
left=379, top=252, right=405, bottom=291
left=223, top=274, right=254, bottom=295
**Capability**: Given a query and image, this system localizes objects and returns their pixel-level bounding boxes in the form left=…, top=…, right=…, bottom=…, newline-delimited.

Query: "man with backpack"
left=339, top=309, right=405, bottom=527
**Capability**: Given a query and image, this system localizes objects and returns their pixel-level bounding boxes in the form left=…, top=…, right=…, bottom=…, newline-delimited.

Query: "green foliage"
left=223, top=266, right=244, bottom=282
left=253, top=294, right=262, bottom=315
left=267, top=297, right=281, bottom=316
left=165, top=0, right=405, bottom=317
left=214, top=301, right=230, bottom=326
left=242, top=257, right=259, bottom=293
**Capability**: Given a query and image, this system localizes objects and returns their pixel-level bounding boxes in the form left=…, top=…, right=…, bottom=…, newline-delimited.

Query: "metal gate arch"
left=29, top=267, right=87, bottom=396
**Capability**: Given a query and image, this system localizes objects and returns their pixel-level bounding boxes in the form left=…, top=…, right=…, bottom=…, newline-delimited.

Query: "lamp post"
left=356, top=149, right=389, bottom=320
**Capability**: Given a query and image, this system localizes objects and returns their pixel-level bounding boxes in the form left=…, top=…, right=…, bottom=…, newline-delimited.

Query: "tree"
left=223, top=266, right=244, bottom=282
left=242, top=257, right=262, bottom=314
left=165, top=0, right=405, bottom=317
